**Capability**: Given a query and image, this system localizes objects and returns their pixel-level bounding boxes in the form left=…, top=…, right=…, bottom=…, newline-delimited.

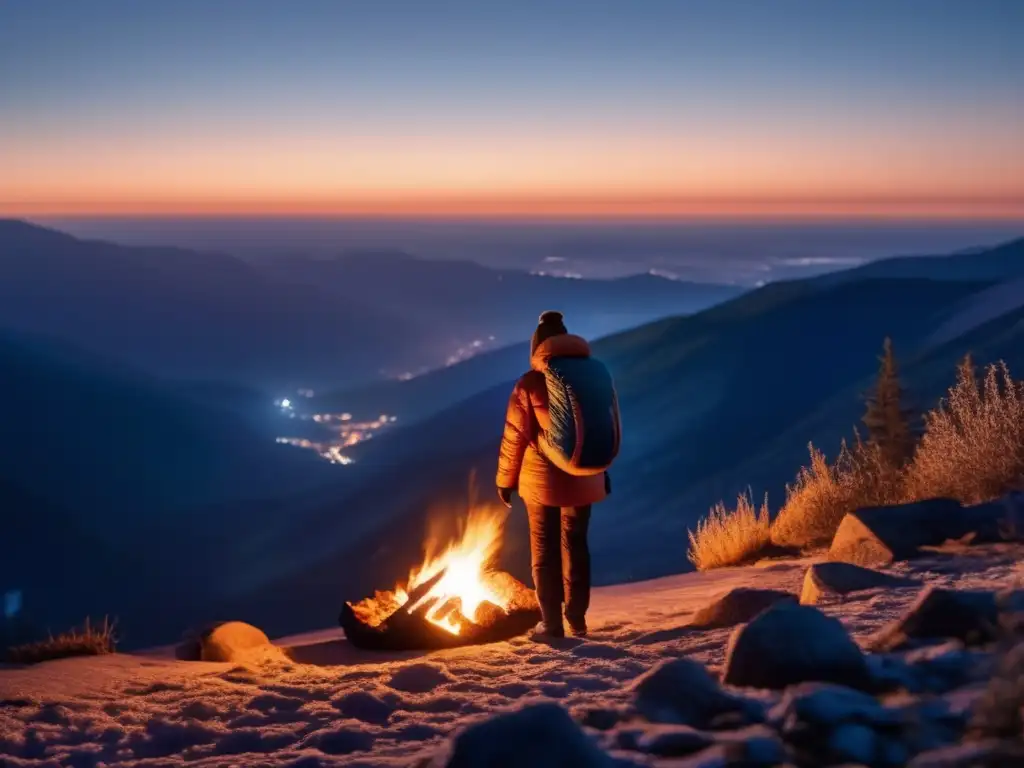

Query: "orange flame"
left=351, top=506, right=513, bottom=635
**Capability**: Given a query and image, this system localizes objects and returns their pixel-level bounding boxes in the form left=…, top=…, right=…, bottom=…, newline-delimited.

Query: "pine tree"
left=862, top=337, right=916, bottom=470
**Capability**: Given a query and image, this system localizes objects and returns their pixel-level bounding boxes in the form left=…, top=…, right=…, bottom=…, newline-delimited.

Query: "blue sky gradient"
left=2, top=0, right=1022, bottom=216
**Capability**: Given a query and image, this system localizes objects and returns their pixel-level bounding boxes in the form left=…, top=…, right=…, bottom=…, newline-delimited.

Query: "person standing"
left=496, top=311, right=620, bottom=638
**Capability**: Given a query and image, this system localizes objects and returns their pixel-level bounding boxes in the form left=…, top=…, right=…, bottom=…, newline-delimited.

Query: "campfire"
left=340, top=507, right=541, bottom=650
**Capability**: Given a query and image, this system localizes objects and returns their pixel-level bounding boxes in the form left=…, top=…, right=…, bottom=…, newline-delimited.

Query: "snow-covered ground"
left=1, top=553, right=1020, bottom=767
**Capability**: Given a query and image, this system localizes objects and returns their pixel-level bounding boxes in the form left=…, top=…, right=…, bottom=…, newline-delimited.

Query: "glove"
left=497, top=486, right=514, bottom=509
left=604, top=472, right=611, bottom=495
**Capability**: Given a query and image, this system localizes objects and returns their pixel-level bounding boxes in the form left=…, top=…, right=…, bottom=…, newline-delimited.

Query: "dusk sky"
left=2, top=0, right=1023, bottom=218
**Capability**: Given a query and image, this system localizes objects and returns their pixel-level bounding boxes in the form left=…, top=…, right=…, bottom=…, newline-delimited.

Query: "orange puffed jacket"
left=495, top=334, right=608, bottom=508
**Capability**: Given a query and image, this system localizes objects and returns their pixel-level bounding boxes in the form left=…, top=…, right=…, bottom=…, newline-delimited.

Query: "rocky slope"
left=2, top=537, right=1021, bottom=767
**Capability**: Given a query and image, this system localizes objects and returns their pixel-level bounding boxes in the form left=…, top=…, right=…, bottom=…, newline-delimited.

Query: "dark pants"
left=525, top=503, right=592, bottom=631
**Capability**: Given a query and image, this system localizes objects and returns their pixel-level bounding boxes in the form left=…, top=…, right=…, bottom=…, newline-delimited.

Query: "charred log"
left=339, top=571, right=541, bottom=651
left=401, top=569, right=447, bottom=614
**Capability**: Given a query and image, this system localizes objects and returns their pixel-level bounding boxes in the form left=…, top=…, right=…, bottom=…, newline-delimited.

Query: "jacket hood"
left=530, top=334, right=591, bottom=371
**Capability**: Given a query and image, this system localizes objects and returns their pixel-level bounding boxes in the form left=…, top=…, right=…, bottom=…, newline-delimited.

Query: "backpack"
left=538, top=355, right=621, bottom=476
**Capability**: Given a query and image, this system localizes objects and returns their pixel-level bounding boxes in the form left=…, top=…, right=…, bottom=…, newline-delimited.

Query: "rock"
left=865, top=652, right=926, bottom=693
left=612, top=727, right=644, bottom=751
left=827, top=722, right=878, bottom=765
left=436, top=701, right=613, bottom=767
left=827, top=498, right=965, bottom=567
left=723, top=602, right=869, bottom=690
left=769, top=682, right=895, bottom=729
left=869, top=587, right=1024, bottom=651
left=631, top=658, right=759, bottom=727
left=737, top=731, right=788, bottom=766
left=900, top=641, right=995, bottom=692
left=688, top=588, right=797, bottom=629
left=632, top=725, right=714, bottom=756
left=800, top=562, right=920, bottom=605
left=1003, top=489, right=1024, bottom=525
left=189, top=621, right=271, bottom=662
left=960, top=498, right=1023, bottom=543
left=575, top=706, right=624, bottom=732
left=714, top=725, right=789, bottom=763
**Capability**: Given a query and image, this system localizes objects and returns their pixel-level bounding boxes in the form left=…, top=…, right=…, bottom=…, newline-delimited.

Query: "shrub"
left=904, top=357, right=1024, bottom=504
left=770, top=438, right=903, bottom=549
left=4, top=617, right=117, bottom=665
left=687, top=490, right=771, bottom=571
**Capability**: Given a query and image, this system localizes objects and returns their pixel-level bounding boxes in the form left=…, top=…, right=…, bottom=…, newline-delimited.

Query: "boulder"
left=828, top=498, right=969, bottom=567
left=869, top=587, right=1024, bottom=652
left=574, top=706, right=623, bottom=732
left=631, top=658, right=759, bottom=727
left=1004, top=489, right=1024, bottom=520
left=800, top=562, right=920, bottom=605
left=768, top=682, right=894, bottom=729
left=827, top=722, right=878, bottom=765
left=956, top=497, right=1024, bottom=543
left=833, top=495, right=1021, bottom=567
left=901, top=641, right=995, bottom=694
left=193, top=621, right=272, bottom=663
left=433, top=701, right=613, bottom=767
left=723, top=602, right=869, bottom=690
left=689, top=588, right=797, bottom=629
left=628, top=725, right=714, bottom=757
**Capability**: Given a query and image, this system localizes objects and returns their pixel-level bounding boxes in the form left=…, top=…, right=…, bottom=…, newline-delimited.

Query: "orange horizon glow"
left=5, top=3, right=1023, bottom=225
left=3, top=195, right=1023, bottom=220
left=5, top=112, right=1023, bottom=221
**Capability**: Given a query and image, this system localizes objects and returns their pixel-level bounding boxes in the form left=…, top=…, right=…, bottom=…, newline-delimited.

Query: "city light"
left=276, top=410, right=397, bottom=466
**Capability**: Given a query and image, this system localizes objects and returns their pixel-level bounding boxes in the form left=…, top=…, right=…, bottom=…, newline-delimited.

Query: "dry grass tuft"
left=4, top=617, right=117, bottom=665
left=688, top=491, right=771, bottom=571
left=692, top=357, right=1024, bottom=568
left=770, top=438, right=903, bottom=550
left=905, top=359, right=1024, bottom=505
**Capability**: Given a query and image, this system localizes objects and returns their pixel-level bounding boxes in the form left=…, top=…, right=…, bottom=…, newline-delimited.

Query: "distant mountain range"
left=812, top=236, right=1024, bottom=284
left=0, top=220, right=741, bottom=391
left=307, top=237, right=1024, bottom=425
left=219, top=237, right=1024, bottom=637
left=0, top=220, right=431, bottom=390
left=267, top=249, right=743, bottom=369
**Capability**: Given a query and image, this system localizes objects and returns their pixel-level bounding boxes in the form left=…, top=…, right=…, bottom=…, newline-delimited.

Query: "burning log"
left=340, top=569, right=541, bottom=651
left=342, top=506, right=541, bottom=650
left=399, top=568, right=448, bottom=615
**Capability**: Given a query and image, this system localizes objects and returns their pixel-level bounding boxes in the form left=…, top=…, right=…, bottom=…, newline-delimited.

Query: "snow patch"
left=0, top=554, right=1018, bottom=766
